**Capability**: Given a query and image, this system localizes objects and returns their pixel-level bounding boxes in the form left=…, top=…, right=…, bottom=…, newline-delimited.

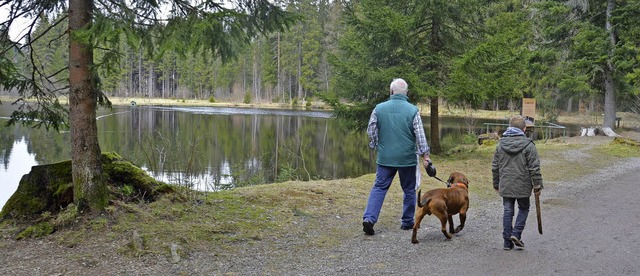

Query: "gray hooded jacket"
left=491, top=132, right=543, bottom=198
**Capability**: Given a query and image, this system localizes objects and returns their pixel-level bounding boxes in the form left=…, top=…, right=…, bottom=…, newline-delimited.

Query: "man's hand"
left=422, top=155, right=431, bottom=167
left=422, top=158, right=431, bottom=168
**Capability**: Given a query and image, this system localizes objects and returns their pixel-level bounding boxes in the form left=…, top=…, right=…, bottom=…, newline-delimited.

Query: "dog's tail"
left=417, top=190, right=431, bottom=208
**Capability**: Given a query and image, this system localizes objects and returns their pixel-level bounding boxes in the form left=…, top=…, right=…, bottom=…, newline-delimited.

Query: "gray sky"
left=1, top=7, right=33, bottom=42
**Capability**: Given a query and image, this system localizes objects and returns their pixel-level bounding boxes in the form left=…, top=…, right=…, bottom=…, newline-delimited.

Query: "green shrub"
left=244, top=92, right=252, bottom=104
left=122, top=185, right=135, bottom=197
left=208, top=96, right=216, bottom=103
left=462, top=133, right=478, bottom=144
left=17, top=222, right=54, bottom=240
left=53, top=203, right=78, bottom=227
left=276, top=165, right=297, bottom=183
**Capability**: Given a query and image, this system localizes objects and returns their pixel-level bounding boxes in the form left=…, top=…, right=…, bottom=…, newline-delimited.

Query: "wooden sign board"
left=522, top=98, right=536, bottom=126
left=578, top=100, right=586, bottom=114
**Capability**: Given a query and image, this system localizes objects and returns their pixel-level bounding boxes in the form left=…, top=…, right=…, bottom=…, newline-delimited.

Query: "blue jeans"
left=502, top=197, right=530, bottom=241
left=363, top=165, right=416, bottom=227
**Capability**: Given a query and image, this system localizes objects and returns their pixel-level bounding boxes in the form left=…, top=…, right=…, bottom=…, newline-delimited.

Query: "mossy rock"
left=478, top=132, right=500, bottom=145
left=0, top=160, right=73, bottom=221
left=102, top=154, right=165, bottom=201
left=613, top=137, right=640, bottom=147
left=481, top=139, right=498, bottom=147
left=0, top=152, right=174, bottom=222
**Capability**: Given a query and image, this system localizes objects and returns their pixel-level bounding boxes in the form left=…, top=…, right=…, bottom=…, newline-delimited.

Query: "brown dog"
left=411, top=172, right=470, bottom=244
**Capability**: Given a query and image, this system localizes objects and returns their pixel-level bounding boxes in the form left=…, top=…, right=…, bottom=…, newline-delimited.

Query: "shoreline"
left=2, top=96, right=639, bottom=129
left=107, top=97, right=640, bottom=130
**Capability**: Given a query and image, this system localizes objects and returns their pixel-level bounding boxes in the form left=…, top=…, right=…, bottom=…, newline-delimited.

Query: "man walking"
left=492, top=115, right=543, bottom=250
left=362, top=78, right=431, bottom=235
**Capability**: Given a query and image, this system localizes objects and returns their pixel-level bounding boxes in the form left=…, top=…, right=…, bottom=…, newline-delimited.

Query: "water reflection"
left=0, top=138, right=38, bottom=209
left=95, top=106, right=375, bottom=191
left=0, top=105, right=376, bottom=210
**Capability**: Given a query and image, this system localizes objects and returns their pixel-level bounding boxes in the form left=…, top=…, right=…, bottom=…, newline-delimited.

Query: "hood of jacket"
left=499, top=127, right=531, bottom=154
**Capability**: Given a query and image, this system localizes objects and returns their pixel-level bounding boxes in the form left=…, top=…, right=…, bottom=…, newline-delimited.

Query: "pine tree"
left=328, top=0, right=484, bottom=153
left=1, top=0, right=294, bottom=212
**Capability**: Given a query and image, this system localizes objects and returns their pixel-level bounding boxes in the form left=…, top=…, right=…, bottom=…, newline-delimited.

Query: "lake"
left=0, top=104, right=577, bottom=209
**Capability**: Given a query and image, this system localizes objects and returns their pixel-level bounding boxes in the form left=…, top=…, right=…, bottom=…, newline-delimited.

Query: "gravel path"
left=2, top=141, right=640, bottom=275
left=253, top=157, right=640, bottom=276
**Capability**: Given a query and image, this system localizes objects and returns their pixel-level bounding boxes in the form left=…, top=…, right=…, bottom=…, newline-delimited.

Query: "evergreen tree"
left=448, top=0, right=532, bottom=111
left=327, top=0, right=484, bottom=153
left=1, top=0, right=294, bottom=213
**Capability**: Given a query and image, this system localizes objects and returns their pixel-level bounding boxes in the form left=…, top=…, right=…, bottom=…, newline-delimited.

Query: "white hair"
left=390, top=78, right=408, bottom=95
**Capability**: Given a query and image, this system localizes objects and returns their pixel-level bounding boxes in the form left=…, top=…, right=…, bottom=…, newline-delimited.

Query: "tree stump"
left=1, top=152, right=173, bottom=221
left=580, top=127, right=619, bottom=137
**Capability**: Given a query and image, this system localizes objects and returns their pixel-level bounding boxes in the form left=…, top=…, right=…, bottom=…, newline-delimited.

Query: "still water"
left=0, top=105, right=377, bottom=209
left=0, top=104, right=577, bottom=209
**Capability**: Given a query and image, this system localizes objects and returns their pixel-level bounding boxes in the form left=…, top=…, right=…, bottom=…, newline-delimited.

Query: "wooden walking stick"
left=535, top=191, right=543, bottom=234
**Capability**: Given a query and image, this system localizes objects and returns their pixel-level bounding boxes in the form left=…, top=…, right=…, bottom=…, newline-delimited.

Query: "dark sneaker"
left=363, top=221, right=375, bottom=235
left=400, top=224, right=413, bottom=230
left=510, top=236, right=525, bottom=247
left=503, top=240, right=514, bottom=251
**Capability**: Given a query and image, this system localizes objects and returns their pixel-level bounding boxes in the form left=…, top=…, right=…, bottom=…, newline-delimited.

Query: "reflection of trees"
left=0, top=126, right=16, bottom=170
left=110, top=107, right=374, bottom=187
left=274, top=116, right=372, bottom=182
left=0, top=123, right=71, bottom=167
left=3, top=106, right=376, bottom=189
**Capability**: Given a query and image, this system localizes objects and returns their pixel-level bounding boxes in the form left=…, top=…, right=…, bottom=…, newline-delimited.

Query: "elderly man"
left=362, top=78, right=431, bottom=235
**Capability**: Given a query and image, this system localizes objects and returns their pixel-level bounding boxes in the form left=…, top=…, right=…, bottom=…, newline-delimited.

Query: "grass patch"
left=17, top=222, right=54, bottom=239
left=598, top=139, right=640, bottom=157
left=57, top=228, right=87, bottom=248
left=106, top=189, right=295, bottom=255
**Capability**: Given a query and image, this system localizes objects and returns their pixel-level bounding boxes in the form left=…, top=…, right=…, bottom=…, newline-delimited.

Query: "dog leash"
left=433, top=176, right=448, bottom=186
left=424, top=163, right=450, bottom=187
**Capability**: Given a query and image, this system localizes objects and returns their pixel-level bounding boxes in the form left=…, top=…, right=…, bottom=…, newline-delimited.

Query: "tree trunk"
left=430, top=97, right=441, bottom=154
left=148, top=61, right=154, bottom=98
left=289, top=74, right=292, bottom=102
left=253, top=45, right=260, bottom=102
left=69, top=0, right=107, bottom=212
left=603, top=0, right=617, bottom=129
left=277, top=32, right=283, bottom=103
left=162, top=66, right=166, bottom=98
left=127, top=52, right=132, bottom=98
left=604, top=68, right=616, bottom=128
left=242, top=56, right=247, bottom=98
left=138, top=47, right=143, bottom=97
left=297, top=41, right=303, bottom=100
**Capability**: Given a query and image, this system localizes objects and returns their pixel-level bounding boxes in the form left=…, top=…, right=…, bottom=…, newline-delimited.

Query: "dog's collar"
left=450, top=182, right=468, bottom=189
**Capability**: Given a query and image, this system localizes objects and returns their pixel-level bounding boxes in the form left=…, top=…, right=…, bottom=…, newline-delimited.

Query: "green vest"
left=375, top=94, right=419, bottom=167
